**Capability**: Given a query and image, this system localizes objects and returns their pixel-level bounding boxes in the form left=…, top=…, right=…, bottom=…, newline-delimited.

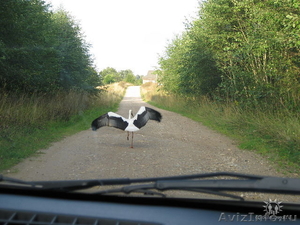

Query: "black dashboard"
left=1, top=188, right=299, bottom=225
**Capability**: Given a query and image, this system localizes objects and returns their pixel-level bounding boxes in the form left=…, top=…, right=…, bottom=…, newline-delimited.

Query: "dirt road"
left=8, top=86, right=283, bottom=186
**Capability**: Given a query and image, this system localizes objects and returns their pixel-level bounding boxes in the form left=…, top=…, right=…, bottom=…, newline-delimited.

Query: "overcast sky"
left=46, top=0, right=200, bottom=75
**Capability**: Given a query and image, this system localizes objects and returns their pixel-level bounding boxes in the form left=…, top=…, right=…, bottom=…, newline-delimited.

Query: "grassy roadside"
left=0, top=82, right=129, bottom=172
left=141, top=83, right=300, bottom=175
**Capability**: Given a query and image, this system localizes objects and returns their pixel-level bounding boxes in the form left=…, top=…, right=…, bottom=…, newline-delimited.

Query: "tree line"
left=158, top=0, right=299, bottom=111
left=99, top=67, right=142, bottom=85
left=0, top=0, right=100, bottom=93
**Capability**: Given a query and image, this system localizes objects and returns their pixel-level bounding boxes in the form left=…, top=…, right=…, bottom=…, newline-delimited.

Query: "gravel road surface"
left=7, top=86, right=289, bottom=199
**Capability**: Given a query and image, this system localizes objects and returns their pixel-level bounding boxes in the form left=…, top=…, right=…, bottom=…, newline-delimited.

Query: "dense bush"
left=159, top=0, right=300, bottom=111
left=0, top=0, right=101, bottom=93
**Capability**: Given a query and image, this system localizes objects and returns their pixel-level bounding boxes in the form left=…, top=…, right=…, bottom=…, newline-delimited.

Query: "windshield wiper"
left=94, top=176, right=300, bottom=201
left=0, top=172, right=260, bottom=191
left=95, top=183, right=245, bottom=200
left=0, top=175, right=133, bottom=191
left=1, top=172, right=300, bottom=200
left=0, top=175, right=33, bottom=186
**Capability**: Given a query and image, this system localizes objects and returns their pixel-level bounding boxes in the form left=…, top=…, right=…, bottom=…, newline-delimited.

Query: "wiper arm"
left=155, top=177, right=300, bottom=195
left=31, top=178, right=132, bottom=191
left=0, top=174, right=132, bottom=191
left=98, top=185, right=167, bottom=198
left=95, top=183, right=244, bottom=200
left=95, top=176, right=300, bottom=200
left=37, top=172, right=263, bottom=191
left=2, top=172, right=299, bottom=200
left=1, top=172, right=262, bottom=191
left=0, top=175, right=33, bottom=186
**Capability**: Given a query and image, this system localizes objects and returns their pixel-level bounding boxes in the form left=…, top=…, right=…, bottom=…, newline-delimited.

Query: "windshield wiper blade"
left=155, top=176, right=300, bottom=195
left=0, top=175, right=33, bottom=186
left=0, top=175, right=132, bottom=191
left=95, top=183, right=244, bottom=200
left=38, top=172, right=264, bottom=191
left=26, top=178, right=133, bottom=191
left=2, top=172, right=298, bottom=199
left=94, top=176, right=300, bottom=200
left=97, top=185, right=167, bottom=198
left=0, top=172, right=263, bottom=191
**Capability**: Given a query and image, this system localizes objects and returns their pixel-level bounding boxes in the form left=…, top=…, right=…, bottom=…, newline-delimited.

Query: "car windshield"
left=0, top=0, right=299, bottom=205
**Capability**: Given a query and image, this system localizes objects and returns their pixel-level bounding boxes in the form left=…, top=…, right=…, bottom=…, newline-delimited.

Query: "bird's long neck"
left=128, top=110, right=132, bottom=119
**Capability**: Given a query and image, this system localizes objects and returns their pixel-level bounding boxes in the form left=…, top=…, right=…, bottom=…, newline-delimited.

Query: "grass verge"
left=0, top=82, right=129, bottom=172
left=141, top=83, right=300, bottom=175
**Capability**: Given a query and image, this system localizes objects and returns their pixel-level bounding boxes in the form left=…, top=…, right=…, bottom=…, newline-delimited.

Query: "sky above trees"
left=47, top=0, right=199, bottom=75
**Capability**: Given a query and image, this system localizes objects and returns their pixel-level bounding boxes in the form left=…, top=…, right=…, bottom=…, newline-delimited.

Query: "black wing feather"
left=91, top=113, right=128, bottom=131
left=145, top=107, right=162, bottom=122
left=133, top=107, right=162, bottom=129
left=107, top=116, right=128, bottom=130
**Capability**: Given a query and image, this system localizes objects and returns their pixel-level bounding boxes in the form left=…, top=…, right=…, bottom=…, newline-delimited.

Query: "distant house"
left=142, top=70, right=158, bottom=84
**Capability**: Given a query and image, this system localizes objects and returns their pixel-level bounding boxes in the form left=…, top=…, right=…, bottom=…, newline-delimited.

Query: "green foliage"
left=121, top=69, right=136, bottom=83
left=200, top=0, right=300, bottom=109
left=100, top=67, right=120, bottom=84
left=158, top=0, right=300, bottom=111
left=0, top=0, right=101, bottom=93
left=100, top=67, right=142, bottom=85
left=159, top=31, right=221, bottom=96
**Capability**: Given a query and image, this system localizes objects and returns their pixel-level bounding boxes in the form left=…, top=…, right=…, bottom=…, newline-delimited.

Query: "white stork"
left=91, top=106, right=162, bottom=148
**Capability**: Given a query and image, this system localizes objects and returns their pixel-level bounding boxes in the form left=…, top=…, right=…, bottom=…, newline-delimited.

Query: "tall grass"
left=0, top=82, right=128, bottom=172
left=141, top=83, right=300, bottom=173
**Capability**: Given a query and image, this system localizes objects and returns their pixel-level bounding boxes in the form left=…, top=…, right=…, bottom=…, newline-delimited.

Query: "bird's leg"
left=130, top=132, right=134, bottom=148
left=127, top=131, right=129, bottom=140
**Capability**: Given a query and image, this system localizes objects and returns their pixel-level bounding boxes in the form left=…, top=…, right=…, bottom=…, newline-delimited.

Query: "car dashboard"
left=1, top=188, right=300, bottom=225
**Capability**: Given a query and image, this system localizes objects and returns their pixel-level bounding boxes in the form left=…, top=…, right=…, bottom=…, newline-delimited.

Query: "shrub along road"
left=6, top=86, right=292, bottom=200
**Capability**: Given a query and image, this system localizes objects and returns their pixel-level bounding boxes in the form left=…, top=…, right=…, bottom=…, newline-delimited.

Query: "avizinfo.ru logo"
left=218, top=199, right=297, bottom=222
left=263, top=199, right=283, bottom=217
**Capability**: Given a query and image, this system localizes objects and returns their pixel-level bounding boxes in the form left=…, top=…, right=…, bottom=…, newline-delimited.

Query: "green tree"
left=199, top=0, right=300, bottom=108
left=158, top=0, right=300, bottom=110
left=135, top=75, right=143, bottom=85
left=121, top=69, right=136, bottom=83
left=0, top=0, right=100, bottom=93
left=159, top=31, right=221, bottom=96
left=158, top=36, right=187, bottom=94
left=50, top=9, right=99, bottom=91
left=100, top=67, right=119, bottom=84
left=0, top=0, right=54, bottom=92
left=102, top=74, right=116, bottom=84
